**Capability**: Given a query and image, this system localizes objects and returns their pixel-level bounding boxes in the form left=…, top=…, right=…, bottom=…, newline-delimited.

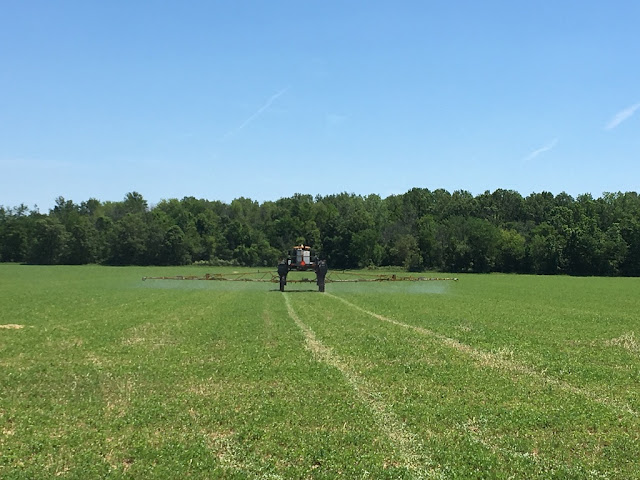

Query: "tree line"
left=1, top=189, right=640, bottom=276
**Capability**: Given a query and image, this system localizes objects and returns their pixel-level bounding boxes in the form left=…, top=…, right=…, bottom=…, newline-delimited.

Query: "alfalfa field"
left=1, top=264, right=639, bottom=479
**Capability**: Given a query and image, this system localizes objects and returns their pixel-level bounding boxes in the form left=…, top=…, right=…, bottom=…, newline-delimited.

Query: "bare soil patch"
left=607, top=332, right=638, bottom=353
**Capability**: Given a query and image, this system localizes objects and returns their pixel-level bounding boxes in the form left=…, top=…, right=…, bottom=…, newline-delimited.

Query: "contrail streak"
left=522, top=138, right=558, bottom=163
left=605, top=102, right=640, bottom=130
left=220, top=87, right=289, bottom=140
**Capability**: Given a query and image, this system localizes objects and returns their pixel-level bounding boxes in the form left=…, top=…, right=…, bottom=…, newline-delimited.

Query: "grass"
left=1, top=264, right=639, bottom=478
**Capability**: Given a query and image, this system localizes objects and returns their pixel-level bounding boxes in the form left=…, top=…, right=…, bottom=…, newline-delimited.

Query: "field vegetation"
left=1, top=264, right=639, bottom=478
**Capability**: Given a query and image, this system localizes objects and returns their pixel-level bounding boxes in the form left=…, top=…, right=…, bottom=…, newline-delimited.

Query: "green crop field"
left=1, top=264, right=639, bottom=479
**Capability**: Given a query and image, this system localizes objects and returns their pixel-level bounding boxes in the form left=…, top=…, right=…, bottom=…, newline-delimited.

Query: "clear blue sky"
left=2, top=1, right=639, bottom=211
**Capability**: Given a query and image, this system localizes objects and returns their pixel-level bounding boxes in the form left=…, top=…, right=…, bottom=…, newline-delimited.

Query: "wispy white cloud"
left=605, top=102, right=640, bottom=130
left=220, top=86, right=290, bottom=140
left=522, top=138, right=558, bottom=163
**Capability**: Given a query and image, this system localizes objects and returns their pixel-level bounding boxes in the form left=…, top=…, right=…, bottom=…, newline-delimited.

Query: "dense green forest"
left=2, top=189, right=640, bottom=276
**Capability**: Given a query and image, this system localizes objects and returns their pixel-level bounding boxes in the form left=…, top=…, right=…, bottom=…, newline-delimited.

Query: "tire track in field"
left=326, top=293, right=638, bottom=419
left=283, top=294, right=442, bottom=480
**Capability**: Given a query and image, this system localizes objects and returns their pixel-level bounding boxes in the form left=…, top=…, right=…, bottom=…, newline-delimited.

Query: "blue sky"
left=1, top=1, right=639, bottom=211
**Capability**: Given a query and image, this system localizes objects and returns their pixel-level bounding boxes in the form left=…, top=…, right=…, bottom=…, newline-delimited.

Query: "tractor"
left=277, top=245, right=328, bottom=292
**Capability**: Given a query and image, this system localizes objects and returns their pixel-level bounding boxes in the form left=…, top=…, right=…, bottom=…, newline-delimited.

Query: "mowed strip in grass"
left=1, top=265, right=639, bottom=478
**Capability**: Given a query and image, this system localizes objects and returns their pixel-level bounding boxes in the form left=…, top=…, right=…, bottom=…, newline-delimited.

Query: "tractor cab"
left=287, top=245, right=315, bottom=271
